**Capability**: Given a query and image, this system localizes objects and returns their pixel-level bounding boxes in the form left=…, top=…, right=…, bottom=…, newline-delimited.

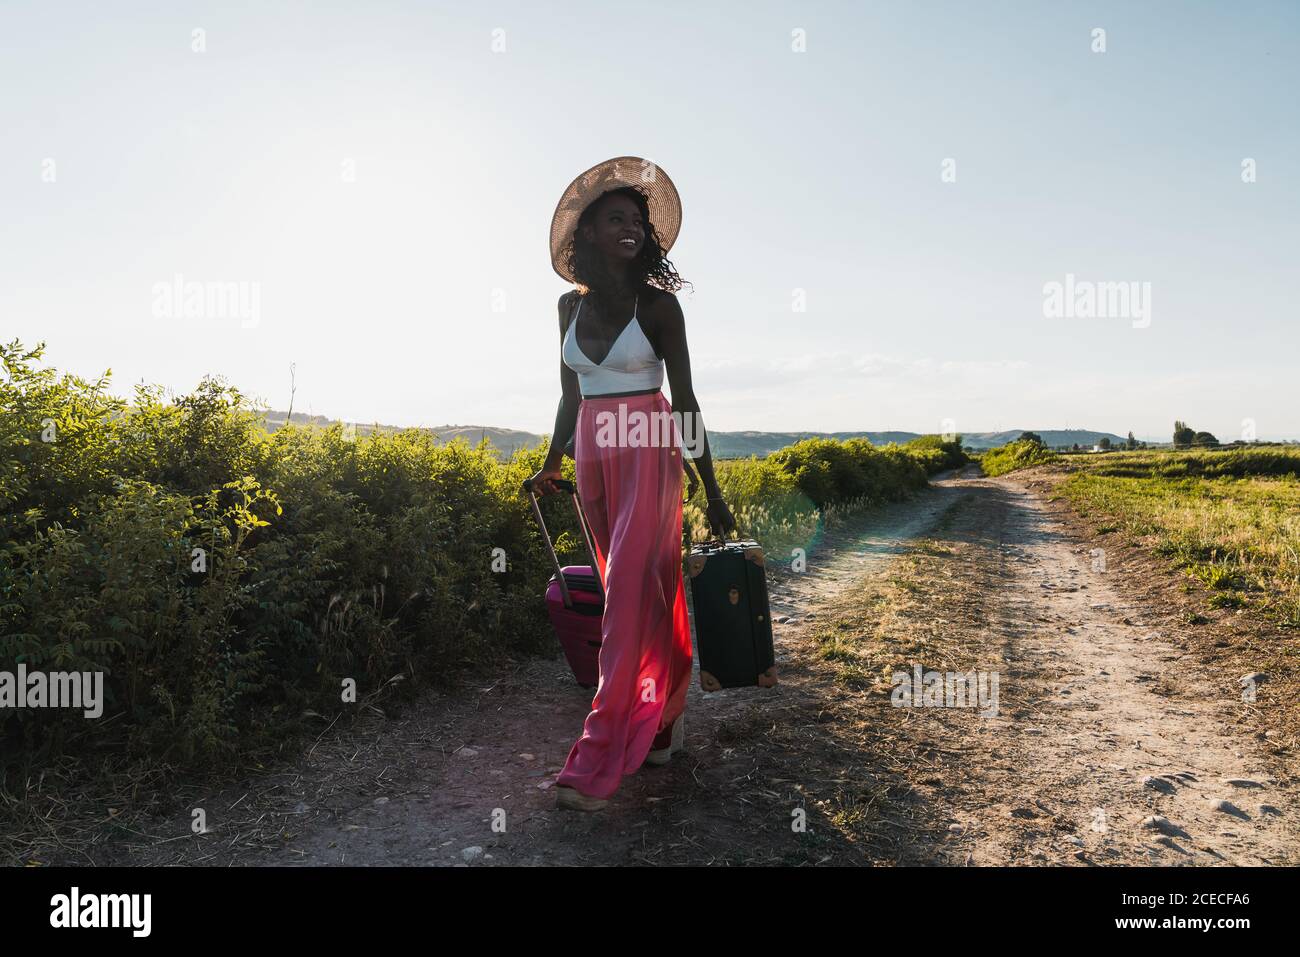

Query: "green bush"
left=902, top=434, right=968, bottom=473
left=766, top=435, right=960, bottom=511
left=980, top=439, right=1058, bottom=477
left=0, top=341, right=570, bottom=773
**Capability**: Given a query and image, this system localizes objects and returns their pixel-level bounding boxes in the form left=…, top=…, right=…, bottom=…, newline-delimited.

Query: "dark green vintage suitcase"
left=686, top=538, right=778, bottom=691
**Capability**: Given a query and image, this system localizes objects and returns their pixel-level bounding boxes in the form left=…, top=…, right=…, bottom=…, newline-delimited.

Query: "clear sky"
left=3, top=0, right=1297, bottom=442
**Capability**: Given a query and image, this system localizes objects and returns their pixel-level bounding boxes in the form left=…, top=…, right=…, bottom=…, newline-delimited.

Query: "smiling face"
left=581, top=192, right=645, bottom=268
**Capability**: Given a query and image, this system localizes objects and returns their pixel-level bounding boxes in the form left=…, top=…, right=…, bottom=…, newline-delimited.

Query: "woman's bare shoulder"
left=557, top=290, right=580, bottom=331
left=642, top=287, right=684, bottom=329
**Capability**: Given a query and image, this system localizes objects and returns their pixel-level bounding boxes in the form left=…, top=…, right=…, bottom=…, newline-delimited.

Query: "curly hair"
left=561, top=185, right=692, bottom=301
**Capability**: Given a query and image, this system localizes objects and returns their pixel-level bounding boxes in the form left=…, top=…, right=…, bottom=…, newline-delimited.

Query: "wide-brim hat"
left=549, top=156, right=682, bottom=284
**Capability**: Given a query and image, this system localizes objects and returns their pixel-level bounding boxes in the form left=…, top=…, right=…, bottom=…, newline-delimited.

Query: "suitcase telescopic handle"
left=521, top=477, right=605, bottom=609
left=522, top=477, right=575, bottom=495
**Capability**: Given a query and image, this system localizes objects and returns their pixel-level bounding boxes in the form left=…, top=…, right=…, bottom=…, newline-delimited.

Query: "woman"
left=528, top=156, right=735, bottom=811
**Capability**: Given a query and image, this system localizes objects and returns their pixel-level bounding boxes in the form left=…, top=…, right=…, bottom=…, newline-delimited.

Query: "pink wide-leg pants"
left=555, top=389, right=693, bottom=799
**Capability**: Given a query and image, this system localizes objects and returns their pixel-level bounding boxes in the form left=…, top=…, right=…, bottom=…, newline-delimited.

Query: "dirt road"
left=908, top=472, right=1296, bottom=866
left=102, top=469, right=1297, bottom=866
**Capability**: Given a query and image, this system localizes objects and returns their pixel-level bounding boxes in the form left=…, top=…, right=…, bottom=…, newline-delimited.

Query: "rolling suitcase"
left=523, top=477, right=605, bottom=688
left=686, top=535, right=778, bottom=691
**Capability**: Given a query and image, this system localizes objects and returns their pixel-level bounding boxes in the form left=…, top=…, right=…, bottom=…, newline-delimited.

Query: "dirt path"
left=96, top=469, right=1297, bottom=866
left=921, top=473, right=1297, bottom=865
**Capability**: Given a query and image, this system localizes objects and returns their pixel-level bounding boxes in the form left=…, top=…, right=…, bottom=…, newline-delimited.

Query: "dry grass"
left=770, top=496, right=1028, bottom=859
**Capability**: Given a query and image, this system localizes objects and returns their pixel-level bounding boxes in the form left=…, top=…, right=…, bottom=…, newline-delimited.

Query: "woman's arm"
left=532, top=294, right=581, bottom=494
left=655, top=293, right=736, bottom=534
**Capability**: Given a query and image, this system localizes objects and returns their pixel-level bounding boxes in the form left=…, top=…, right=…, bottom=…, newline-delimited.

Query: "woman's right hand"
left=528, top=463, right=565, bottom=497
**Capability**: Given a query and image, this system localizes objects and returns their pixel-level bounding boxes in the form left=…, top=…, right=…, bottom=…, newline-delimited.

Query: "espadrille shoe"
left=644, top=715, right=685, bottom=767
left=555, top=785, right=609, bottom=811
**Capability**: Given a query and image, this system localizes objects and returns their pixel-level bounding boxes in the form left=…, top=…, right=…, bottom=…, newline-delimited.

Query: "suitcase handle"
left=689, top=537, right=754, bottom=554
left=521, top=477, right=605, bottom=609
left=685, top=499, right=747, bottom=552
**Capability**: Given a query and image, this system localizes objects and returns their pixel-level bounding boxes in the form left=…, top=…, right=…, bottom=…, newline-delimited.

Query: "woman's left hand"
left=705, top=496, right=736, bottom=538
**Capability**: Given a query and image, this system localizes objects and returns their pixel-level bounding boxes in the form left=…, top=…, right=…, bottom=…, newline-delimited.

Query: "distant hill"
left=695, top=429, right=1130, bottom=456
left=959, top=430, right=1129, bottom=451
left=713, top=430, right=922, bottom=458
left=258, top=411, right=1126, bottom=459
left=261, top=410, right=540, bottom=456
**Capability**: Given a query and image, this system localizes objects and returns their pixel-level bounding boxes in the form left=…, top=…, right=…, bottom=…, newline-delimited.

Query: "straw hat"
left=549, top=156, right=682, bottom=283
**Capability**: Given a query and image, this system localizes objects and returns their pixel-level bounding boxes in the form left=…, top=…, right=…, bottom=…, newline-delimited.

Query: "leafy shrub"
left=902, top=434, right=967, bottom=473
left=0, top=341, right=568, bottom=774
left=767, top=435, right=954, bottom=510
left=980, top=440, right=1058, bottom=477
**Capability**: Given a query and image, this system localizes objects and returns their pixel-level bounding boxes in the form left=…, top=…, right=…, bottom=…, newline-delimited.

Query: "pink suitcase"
left=523, top=477, right=606, bottom=688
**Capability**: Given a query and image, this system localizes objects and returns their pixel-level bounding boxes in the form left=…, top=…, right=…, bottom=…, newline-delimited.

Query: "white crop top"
left=561, top=293, right=665, bottom=396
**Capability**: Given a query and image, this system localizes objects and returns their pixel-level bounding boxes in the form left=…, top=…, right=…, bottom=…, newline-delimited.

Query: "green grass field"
left=1056, top=448, right=1300, bottom=626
